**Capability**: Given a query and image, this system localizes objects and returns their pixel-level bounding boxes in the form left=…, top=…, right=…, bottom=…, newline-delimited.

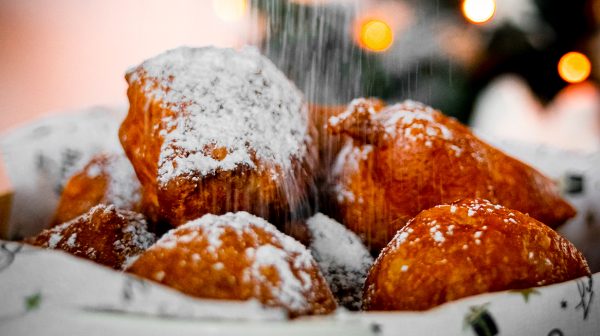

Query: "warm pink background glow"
left=0, top=0, right=248, bottom=132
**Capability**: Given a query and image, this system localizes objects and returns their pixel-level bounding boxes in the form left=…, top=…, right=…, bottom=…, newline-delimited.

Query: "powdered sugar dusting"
left=382, top=100, right=453, bottom=142
left=66, top=233, right=78, bottom=248
left=391, top=224, right=413, bottom=250
left=127, top=46, right=309, bottom=185
left=328, top=98, right=378, bottom=127
left=429, top=224, right=446, bottom=244
left=331, top=141, right=373, bottom=204
left=113, top=209, right=156, bottom=267
left=247, top=244, right=312, bottom=311
left=48, top=232, right=63, bottom=249
left=85, top=153, right=141, bottom=209
left=306, top=213, right=373, bottom=310
left=33, top=204, right=155, bottom=269
left=152, top=211, right=318, bottom=312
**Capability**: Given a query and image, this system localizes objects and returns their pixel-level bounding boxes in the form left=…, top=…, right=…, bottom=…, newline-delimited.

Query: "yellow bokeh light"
left=213, top=0, right=248, bottom=22
left=359, top=19, right=394, bottom=52
left=462, top=0, right=495, bottom=24
left=558, top=52, right=591, bottom=84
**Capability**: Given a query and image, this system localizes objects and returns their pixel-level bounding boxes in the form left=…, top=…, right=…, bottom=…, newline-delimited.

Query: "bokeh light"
left=358, top=19, right=394, bottom=52
left=213, top=0, right=248, bottom=22
left=558, top=52, right=592, bottom=84
left=462, top=0, right=496, bottom=24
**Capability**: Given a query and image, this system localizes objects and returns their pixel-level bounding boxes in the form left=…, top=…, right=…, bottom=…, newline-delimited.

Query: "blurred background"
left=0, top=0, right=599, bottom=150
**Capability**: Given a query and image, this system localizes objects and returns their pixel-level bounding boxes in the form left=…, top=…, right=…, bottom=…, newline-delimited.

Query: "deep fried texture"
left=27, top=204, right=155, bottom=269
left=364, top=199, right=590, bottom=311
left=51, top=153, right=142, bottom=227
left=120, top=47, right=316, bottom=227
left=127, top=212, right=336, bottom=317
left=328, top=99, right=576, bottom=250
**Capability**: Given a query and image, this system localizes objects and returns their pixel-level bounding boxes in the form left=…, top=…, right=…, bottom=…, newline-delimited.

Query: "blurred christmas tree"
left=249, top=0, right=598, bottom=123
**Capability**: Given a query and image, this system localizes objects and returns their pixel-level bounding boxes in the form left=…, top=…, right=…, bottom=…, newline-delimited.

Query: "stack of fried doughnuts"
left=328, top=98, right=576, bottom=250
left=23, top=46, right=591, bottom=316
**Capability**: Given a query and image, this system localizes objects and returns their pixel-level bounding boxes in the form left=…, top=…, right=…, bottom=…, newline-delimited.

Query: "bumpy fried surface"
left=364, top=199, right=590, bottom=311
left=27, top=204, right=155, bottom=269
left=329, top=99, right=576, bottom=250
left=127, top=211, right=336, bottom=317
left=51, top=153, right=142, bottom=227
left=120, top=47, right=316, bottom=228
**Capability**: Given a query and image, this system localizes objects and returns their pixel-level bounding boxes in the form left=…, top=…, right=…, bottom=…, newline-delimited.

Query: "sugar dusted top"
left=306, top=213, right=373, bottom=310
left=127, top=46, right=309, bottom=185
left=329, top=99, right=458, bottom=152
left=148, top=211, right=319, bottom=312
left=306, top=213, right=372, bottom=274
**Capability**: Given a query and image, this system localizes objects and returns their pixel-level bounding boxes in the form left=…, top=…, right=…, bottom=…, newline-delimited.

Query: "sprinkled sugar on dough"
left=52, top=152, right=143, bottom=226
left=26, top=204, right=155, bottom=270
left=85, top=153, right=141, bottom=209
left=327, top=98, right=576, bottom=252
left=306, top=213, right=373, bottom=310
left=128, top=211, right=336, bottom=317
left=122, top=46, right=316, bottom=227
left=364, top=198, right=590, bottom=311
left=127, top=46, right=309, bottom=184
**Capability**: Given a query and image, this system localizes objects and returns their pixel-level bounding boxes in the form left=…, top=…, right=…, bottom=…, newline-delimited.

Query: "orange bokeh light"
left=213, top=0, right=248, bottom=22
left=462, top=0, right=495, bottom=24
left=358, top=19, right=394, bottom=52
left=558, top=52, right=592, bottom=84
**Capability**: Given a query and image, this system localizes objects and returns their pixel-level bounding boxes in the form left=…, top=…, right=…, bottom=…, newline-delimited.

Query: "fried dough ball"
left=120, top=47, right=317, bottom=227
left=52, top=153, right=142, bottom=227
left=127, top=211, right=336, bottom=317
left=363, top=199, right=590, bottom=311
left=306, top=213, right=373, bottom=310
left=328, top=99, right=576, bottom=250
left=27, top=204, right=155, bottom=270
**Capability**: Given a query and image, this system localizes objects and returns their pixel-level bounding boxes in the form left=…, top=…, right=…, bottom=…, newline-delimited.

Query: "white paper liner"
left=0, top=241, right=283, bottom=320
left=0, top=106, right=128, bottom=239
left=338, top=272, right=599, bottom=335
left=1, top=241, right=598, bottom=335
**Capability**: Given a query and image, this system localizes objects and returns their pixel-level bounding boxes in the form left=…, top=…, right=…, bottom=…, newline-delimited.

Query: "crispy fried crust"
left=329, top=99, right=576, bottom=250
left=51, top=153, right=142, bottom=227
left=27, top=204, right=155, bottom=269
left=127, top=212, right=336, bottom=317
left=363, top=199, right=590, bottom=311
left=120, top=71, right=316, bottom=228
